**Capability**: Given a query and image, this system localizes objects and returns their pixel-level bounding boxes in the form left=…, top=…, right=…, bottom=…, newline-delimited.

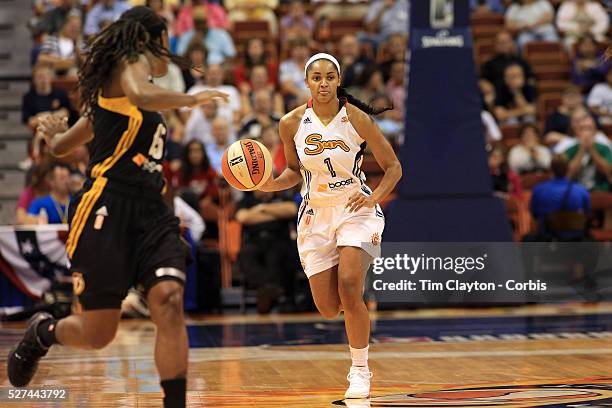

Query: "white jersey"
left=295, top=100, right=369, bottom=203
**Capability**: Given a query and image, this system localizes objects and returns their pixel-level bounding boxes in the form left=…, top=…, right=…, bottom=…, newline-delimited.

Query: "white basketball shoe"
left=345, top=366, right=372, bottom=398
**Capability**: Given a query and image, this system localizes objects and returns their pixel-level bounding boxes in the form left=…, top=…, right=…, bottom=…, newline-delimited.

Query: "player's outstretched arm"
left=120, top=55, right=229, bottom=111
left=259, top=110, right=303, bottom=192
left=37, top=114, right=93, bottom=158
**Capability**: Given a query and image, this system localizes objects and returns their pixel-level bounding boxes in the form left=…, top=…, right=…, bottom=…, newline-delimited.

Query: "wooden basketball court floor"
left=1, top=303, right=612, bottom=407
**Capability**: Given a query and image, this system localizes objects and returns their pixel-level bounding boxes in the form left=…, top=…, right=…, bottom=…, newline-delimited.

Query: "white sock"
left=350, top=345, right=369, bottom=367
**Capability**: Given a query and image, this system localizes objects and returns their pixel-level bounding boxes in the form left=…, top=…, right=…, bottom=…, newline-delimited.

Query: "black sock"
left=160, top=377, right=186, bottom=408
left=36, top=318, right=58, bottom=348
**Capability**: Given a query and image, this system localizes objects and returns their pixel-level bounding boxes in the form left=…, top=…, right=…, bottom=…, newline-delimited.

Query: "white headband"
left=304, top=53, right=341, bottom=78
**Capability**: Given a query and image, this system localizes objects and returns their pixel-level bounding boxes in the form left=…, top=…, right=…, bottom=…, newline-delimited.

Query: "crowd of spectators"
left=21, top=0, right=409, bottom=312
left=474, top=0, right=611, bottom=241
left=18, top=0, right=612, bottom=309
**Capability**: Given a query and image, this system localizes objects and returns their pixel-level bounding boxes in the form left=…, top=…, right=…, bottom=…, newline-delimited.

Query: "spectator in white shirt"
left=587, top=68, right=612, bottom=125
left=185, top=64, right=241, bottom=126
left=505, top=0, right=558, bottom=50
left=279, top=37, right=310, bottom=111
left=206, top=116, right=232, bottom=174
left=38, top=9, right=84, bottom=77
left=153, top=62, right=186, bottom=94
left=184, top=100, right=219, bottom=145
left=508, top=124, right=552, bottom=174
left=556, top=0, right=609, bottom=50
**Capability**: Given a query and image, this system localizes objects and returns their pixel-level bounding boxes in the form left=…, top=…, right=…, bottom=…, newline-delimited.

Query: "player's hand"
left=35, top=113, right=68, bottom=145
left=190, top=90, right=230, bottom=107
left=346, top=192, right=377, bottom=212
left=257, top=176, right=276, bottom=192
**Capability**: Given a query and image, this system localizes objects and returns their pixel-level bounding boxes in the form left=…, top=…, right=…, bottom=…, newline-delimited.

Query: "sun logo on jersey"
left=371, top=232, right=381, bottom=246
left=304, top=134, right=350, bottom=155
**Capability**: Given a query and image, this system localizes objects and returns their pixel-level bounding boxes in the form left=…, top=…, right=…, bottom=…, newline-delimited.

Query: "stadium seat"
left=328, top=18, right=363, bottom=42
left=538, top=93, right=563, bottom=121
left=232, top=20, right=272, bottom=43
left=520, top=172, right=552, bottom=190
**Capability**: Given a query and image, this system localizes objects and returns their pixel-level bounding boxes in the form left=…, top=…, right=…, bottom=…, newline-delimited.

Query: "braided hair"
left=305, top=58, right=393, bottom=116
left=78, top=6, right=191, bottom=119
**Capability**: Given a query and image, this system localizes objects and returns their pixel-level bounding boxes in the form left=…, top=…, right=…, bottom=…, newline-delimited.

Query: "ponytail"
left=337, top=86, right=393, bottom=116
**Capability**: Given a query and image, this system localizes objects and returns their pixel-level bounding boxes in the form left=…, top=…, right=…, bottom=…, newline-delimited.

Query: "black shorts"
left=67, top=178, right=188, bottom=310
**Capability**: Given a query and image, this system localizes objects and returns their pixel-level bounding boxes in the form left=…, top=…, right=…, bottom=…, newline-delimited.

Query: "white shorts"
left=296, top=193, right=385, bottom=278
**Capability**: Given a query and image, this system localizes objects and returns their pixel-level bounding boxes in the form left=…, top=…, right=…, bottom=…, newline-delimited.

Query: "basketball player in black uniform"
left=7, top=7, right=228, bottom=408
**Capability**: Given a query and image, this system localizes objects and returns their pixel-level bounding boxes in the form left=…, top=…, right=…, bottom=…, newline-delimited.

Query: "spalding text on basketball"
left=243, top=141, right=261, bottom=175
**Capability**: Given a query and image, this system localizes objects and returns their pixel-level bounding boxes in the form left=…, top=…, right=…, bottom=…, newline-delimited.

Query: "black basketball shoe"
left=7, top=312, right=53, bottom=387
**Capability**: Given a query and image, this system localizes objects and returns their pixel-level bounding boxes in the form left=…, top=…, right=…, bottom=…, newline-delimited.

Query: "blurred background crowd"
left=10, top=0, right=612, bottom=313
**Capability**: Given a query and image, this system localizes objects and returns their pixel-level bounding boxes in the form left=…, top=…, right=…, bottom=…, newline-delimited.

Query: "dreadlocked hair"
left=78, top=6, right=192, bottom=119
left=305, top=57, right=393, bottom=116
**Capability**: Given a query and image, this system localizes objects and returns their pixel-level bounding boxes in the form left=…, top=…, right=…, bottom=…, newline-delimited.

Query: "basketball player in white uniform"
left=260, top=53, right=402, bottom=398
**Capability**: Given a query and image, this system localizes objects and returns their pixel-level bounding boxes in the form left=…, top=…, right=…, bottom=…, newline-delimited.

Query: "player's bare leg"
left=7, top=309, right=121, bottom=387
left=338, top=246, right=372, bottom=399
left=148, top=278, right=188, bottom=408
left=308, top=265, right=341, bottom=319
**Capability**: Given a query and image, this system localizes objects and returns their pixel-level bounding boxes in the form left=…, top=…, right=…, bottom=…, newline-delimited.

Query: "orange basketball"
left=221, top=139, right=273, bottom=191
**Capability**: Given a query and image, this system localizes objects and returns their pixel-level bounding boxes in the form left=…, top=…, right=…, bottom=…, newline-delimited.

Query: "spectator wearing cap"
left=176, top=7, right=236, bottom=65
left=83, top=0, right=132, bottom=38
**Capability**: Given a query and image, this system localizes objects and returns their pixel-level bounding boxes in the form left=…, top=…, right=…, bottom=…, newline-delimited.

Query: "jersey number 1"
left=148, top=124, right=166, bottom=160
left=324, top=158, right=336, bottom=177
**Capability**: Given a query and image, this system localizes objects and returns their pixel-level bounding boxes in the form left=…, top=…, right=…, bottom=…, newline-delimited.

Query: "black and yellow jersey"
left=86, top=95, right=166, bottom=192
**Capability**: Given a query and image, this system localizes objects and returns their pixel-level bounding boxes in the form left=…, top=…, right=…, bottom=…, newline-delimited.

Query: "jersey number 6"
left=148, top=124, right=166, bottom=160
